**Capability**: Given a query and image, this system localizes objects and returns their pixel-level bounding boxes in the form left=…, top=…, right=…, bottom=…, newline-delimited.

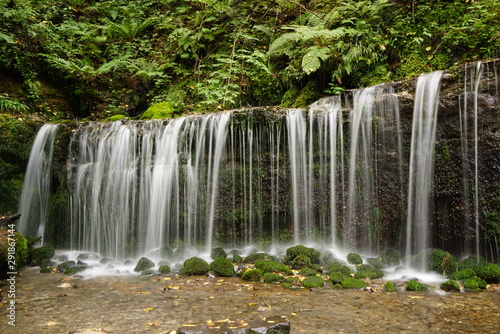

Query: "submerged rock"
left=134, top=257, right=155, bottom=272
left=177, top=316, right=290, bottom=334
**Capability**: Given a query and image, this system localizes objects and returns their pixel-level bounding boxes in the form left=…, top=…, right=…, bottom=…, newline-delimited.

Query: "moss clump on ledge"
left=440, top=280, right=461, bottom=292
left=384, top=281, right=397, bottom=292
left=341, top=277, right=366, bottom=289
left=255, top=260, right=292, bottom=275
left=405, top=280, right=428, bottom=291
left=263, top=272, right=283, bottom=283
left=284, top=245, right=320, bottom=265
left=140, top=102, right=178, bottom=120
left=242, top=268, right=263, bottom=281
left=301, top=275, right=324, bottom=288
left=347, top=253, right=363, bottom=265
left=158, top=265, right=171, bottom=274
left=210, top=257, right=234, bottom=277
left=181, top=257, right=209, bottom=276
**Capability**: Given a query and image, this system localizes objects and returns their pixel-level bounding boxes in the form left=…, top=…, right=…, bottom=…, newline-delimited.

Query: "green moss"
left=448, top=268, right=476, bottom=281
left=440, top=280, right=461, bottom=292
left=354, top=269, right=384, bottom=279
left=140, top=102, right=176, bottom=120
left=57, top=261, right=76, bottom=272
left=134, top=257, right=155, bottom=272
left=326, top=262, right=352, bottom=276
left=141, top=269, right=154, bottom=275
left=64, top=267, right=79, bottom=275
left=210, top=247, right=227, bottom=260
left=347, top=253, right=363, bottom=265
left=243, top=253, right=269, bottom=263
left=255, top=260, right=292, bottom=275
left=463, top=278, right=481, bottom=292
left=427, top=249, right=457, bottom=276
left=329, top=272, right=348, bottom=284
left=242, top=268, right=263, bottom=281
left=301, top=275, right=324, bottom=288
left=341, top=277, right=366, bottom=289
left=263, top=272, right=283, bottom=283
left=158, top=265, right=171, bottom=274
left=458, top=256, right=486, bottom=270
left=30, top=244, right=55, bottom=266
left=105, top=114, right=127, bottom=122
left=405, top=280, right=428, bottom=291
left=284, top=245, right=320, bottom=265
left=378, top=249, right=401, bottom=266
left=210, top=257, right=235, bottom=277
left=366, top=258, right=385, bottom=270
left=40, top=267, right=52, bottom=273
left=299, top=267, right=318, bottom=277
left=472, top=263, right=500, bottom=283
left=181, top=257, right=210, bottom=276
left=232, top=254, right=242, bottom=263
left=384, top=281, right=397, bottom=292
left=291, top=254, right=312, bottom=269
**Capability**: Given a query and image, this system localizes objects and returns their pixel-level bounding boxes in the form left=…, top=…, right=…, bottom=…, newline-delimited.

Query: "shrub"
left=242, top=268, right=263, bottom=281
left=384, top=281, right=397, bottom=292
left=299, top=267, right=318, bottom=277
left=134, top=257, right=155, bottom=272
left=31, top=244, right=55, bottom=266
left=427, top=249, right=457, bottom=276
left=378, top=249, right=401, bottom=266
left=210, top=247, right=227, bottom=260
left=472, top=263, right=500, bottom=283
left=181, top=257, right=209, bottom=276
left=326, top=262, right=352, bottom=276
left=341, top=277, right=366, bottom=289
left=440, top=280, right=461, bottom=292
left=255, top=260, right=292, bottom=275
left=347, top=253, right=362, bottom=265
left=158, top=265, right=171, bottom=274
left=284, top=245, right=320, bottom=264
left=263, top=273, right=283, bottom=283
left=291, top=254, right=312, bottom=269
left=406, top=280, right=428, bottom=291
left=448, top=268, right=476, bottom=281
left=301, top=275, right=324, bottom=288
left=210, top=257, right=235, bottom=277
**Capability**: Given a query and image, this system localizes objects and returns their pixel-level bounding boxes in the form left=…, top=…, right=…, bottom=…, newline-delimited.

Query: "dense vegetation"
left=0, top=0, right=499, bottom=120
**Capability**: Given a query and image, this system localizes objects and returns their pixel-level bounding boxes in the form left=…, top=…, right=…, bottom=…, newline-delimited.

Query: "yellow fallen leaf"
left=133, top=291, right=151, bottom=294
left=146, top=321, right=161, bottom=327
left=44, top=321, right=58, bottom=326
left=181, top=324, right=197, bottom=327
left=409, top=295, right=423, bottom=299
left=206, top=320, right=215, bottom=325
left=248, top=303, right=256, bottom=306
left=143, top=307, right=155, bottom=312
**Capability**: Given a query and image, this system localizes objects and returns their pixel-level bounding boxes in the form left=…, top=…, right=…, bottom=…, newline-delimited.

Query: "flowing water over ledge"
left=1, top=267, right=499, bottom=334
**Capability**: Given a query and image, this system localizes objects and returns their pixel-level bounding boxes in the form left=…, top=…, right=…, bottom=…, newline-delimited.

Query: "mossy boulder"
left=210, top=247, right=227, bottom=260
left=448, top=268, right=476, bottom=281
left=141, top=269, right=154, bottom=275
left=291, top=254, right=312, bottom=269
left=181, top=257, right=210, bottom=276
left=242, top=268, right=263, bottom=281
left=31, top=245, right=55, bottom=266
left=299, top=267, right=318, bottom=277
left=341, top=277, right=366, bottom=289
left=329, top=272, right=348, bottom=284
left=405, top=280, right=428, bottom=291
left=301, top=275, right=324, bottom=288
left=366, top=258, right=385, bottom=269
left=458, top=256, right=486, bottom=271
left=354, top=269, right=384, bottom=279
left=427, top=249, right=458, bottom=276
left=440, top=280, right=461, bottom=292
left=158, top=265, right=171, bottom=274
left=57, top=260, right=76, bottom=272
left=463, top=278, right=482, bottom=292
left=263, top=272, right=283, bottom=283
left=326, top=261, right=352, bottom=276
left=378, top=249, right=401, bottom=266
left=134, top=257, right=155, bottom=272
left=255, top=260, right=292, bottom=275
left=210, top=257, right=235, bottom=277
left=347, top=253, right=363, bottom=265
left=140, top=102, right=176, bottom=120
left=284, top=245, right=320, bottom=265
left=384, top=281, right=397, bottom=292
left=472, top=263, right=500, bottom=283
left=243, top=253, right=270, bottom=263
left=105, top=114, right=127, bottom=122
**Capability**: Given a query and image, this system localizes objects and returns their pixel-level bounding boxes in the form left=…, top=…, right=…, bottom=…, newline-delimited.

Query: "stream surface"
left=1, top=267, right=500, bottom=333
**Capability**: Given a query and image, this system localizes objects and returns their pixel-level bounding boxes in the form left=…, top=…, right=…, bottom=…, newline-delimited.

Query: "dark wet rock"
left=31, top=245, right=55, bottom=266
left=134, top=257, right=155, bottom=272
left=76, top=253, right=99, bottom=261
left=177, top=316, right=290, bottom=334
left=211, top=247, right=227, bottom=260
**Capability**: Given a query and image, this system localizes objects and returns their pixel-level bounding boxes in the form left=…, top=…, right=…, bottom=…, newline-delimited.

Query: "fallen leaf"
left=44, top=321, right=58, bottom=326
left=146, top=321, right=161, bottom=327
left=143, top=307, right=155, bottom=312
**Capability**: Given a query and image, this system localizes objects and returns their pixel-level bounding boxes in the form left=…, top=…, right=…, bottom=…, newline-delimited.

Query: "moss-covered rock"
left=329, top=272, right=348, bottom=284
left=299, top=267, right=318, bottom=277
left=458, top=256, right=486, bottom=271
left=64, top=267, right=79, bottom=275
left=448, top=268, right=476, bottom=281
left=378, top=249, right=401, bottom=266
left=326, top=261, right=352, bottom=276
left=243, top=253, right=270, bottom=263
left=440, top=280, right=461, bottom=292
left=427, top=249, right=457, bottom=276
left=57, top=260, right=76, bottom=272
left=472, top=263, right=500, bottom=283
left=210, top=247, right=227, bottom=260
left=255, top=260, right=292, bottom=275
left=105, top=114, right=127, bottom=122
left=463, top=278, right=481, bottom=292
left=232, top=254, right=242, bottom=264
left=405, top=280, right=428, bottom=291
left=210, top=257, right=235, bottom=277
left=141, top=269, right=154, bottom=275
left=158, top=265, right=171, bottom=274
left=291, top=254, right=312, bottom=269
left=30, top=244, right=55, bottom=266
left=284, top=245, right=320, bottom=265
left=242, top=268, right=263, bottom=281
left=134, top=257, right=155, bottom=272
left=366, top=258, right=385, bottom=270
left=140, top=102, right=176, bottom=120
left=341, top=277, right=366, bottom=289
left=181, top=257, right=210, bottom=276
left=354, top=269, right=384, bottom=279
left=301, top=275, right=324, bottom=288
left=384, top=281, right=397, bottom=292
left=347, top=253, right=363, bottom=265
left=263, top=272, right=283, bottom=283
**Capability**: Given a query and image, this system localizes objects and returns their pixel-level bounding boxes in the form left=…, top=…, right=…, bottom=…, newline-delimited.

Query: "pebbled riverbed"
left=1, top=267, right=500, bottom=334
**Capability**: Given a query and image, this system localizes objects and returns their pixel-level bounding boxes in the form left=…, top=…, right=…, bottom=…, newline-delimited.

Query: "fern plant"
left=0, top=94, right=30, bottom=113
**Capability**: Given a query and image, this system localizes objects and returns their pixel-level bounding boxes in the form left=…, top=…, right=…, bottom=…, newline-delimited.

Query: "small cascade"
left=18, top=124, right=59, bottom=243
left=405, top=71, right=443, bottom=269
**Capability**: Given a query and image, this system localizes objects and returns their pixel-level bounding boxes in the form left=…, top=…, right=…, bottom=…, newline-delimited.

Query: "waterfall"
left=18, top=124, right=59, bottom=243
left=405, top=71, right=443, bottom=269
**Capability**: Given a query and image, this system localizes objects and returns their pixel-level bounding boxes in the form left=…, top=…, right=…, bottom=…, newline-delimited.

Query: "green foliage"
left=427, top=249, right=458, bottom=276
left=462, top=278, right=481, bottom=292
left=210, top=247, right=227, bottom=260
left=31, top=244, right=55, bottom=266
left=291, top=254, right=312, bottom=270
left=448, top=268, right=476, bottom=281
left=243, top=253, right=270, bottom=264
left=440, top=280, right=461, bottom=292
left=255, top=260, right=292, bottom=275
left=326, top=261, right=352, bottom=276
left=158, top=265, right=171, bottom=274
left=341, top=277, right=366, bottom=289
left=299, top=267, right=318, bottom=277
left=354, top=269, right=384, bottom=279
left=210, top=257, right=234, bottom=277
left=105, top=114, right=127, bottom=122
left=134, top=257, right=155, bottom=272
left=284, top=245, right=320, bottom=265
left=242, top=268, right=263, bottom=281
left=301, top=275, right=324, bottom=289
left=378, top=249, right=401, bottom=266
left=458, top=256, right=486, bottom=271
left=347, top=253, right=363, bottom=265
left=263, top=272, right=283, bottom=283
left=472, top=263, right=500, bottom=283
left=384, top=281, right=397, bottom=292
left=329, top=272, right=348, bottom=285
left=405, top=280, right=428, bottom=292
left=181, top=257, right=209, bottom=276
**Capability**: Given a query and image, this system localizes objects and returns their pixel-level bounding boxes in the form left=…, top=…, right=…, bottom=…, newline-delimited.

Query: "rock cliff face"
left=13, top=60, right=500, bottom=262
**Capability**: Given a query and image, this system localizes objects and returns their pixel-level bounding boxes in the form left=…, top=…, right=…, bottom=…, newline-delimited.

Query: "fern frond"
left=301, top=46, right=331, bottom=75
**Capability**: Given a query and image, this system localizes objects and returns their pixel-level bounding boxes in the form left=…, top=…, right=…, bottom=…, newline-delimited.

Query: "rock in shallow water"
left=177, top=316, right=290, bottom=334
